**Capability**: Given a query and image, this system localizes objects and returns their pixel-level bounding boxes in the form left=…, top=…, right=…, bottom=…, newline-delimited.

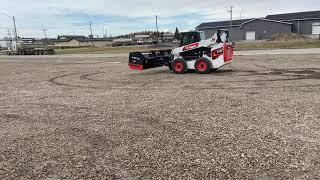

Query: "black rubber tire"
left=39, top=51, right=43, bottom=55
left=171, top=58, right=187, bottom=74
left=195, top=58, right=212, bottom=74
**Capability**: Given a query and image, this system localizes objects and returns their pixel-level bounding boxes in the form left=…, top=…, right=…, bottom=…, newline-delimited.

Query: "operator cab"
left=180, top=31, right=206, bottom=47
left=216, top=29, right=230, bottom=43
left=178, top=30, right=230, bottom=61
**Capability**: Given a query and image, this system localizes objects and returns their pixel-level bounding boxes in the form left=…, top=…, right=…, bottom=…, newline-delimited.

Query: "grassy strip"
left=55, top=46, right=148, bottom=55
left=55, top=40, right=320, bottom=54
left=236, top=40, right=320, bottom=51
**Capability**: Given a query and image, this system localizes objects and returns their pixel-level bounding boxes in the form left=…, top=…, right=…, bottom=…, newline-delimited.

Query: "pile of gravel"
left=270, top=33, right=309, bottom=41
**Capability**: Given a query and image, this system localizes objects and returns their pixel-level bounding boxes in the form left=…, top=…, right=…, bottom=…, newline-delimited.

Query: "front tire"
left=171, top=58, right=187, bottom=74
left=195, top=58, right=211, bottom=74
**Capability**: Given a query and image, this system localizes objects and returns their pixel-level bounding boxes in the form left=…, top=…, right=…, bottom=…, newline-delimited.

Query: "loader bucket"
left=128, top=49, right=172, bottom=71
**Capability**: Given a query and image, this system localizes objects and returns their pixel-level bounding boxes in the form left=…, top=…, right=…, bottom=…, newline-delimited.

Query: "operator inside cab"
left=192, top=34, right=201, bottom=43
left=180, top=31, right=204, bottom=46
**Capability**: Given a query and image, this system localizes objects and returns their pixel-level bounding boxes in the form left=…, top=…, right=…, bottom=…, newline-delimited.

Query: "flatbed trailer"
left=7, top=47, right=55, bottom=56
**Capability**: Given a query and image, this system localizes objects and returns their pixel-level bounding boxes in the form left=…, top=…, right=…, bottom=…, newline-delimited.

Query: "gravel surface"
left=0, top=54, right=320, bottom=179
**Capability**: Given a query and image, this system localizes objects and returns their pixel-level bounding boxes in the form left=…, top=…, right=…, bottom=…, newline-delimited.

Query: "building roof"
left=78, top=38, right=112, bottom=42
left=241, top=18, right=292, bottom=26
left=196, top=18, right=253, bottom=29
left=54, top=37, right=111, bottom=43
left=196, top=18, right=291, bottom=29
left=266, top=11, right=320, bottom=21
left=58, top=35, right=86, bottom=40
left=197, top=10, right=320, bottom=30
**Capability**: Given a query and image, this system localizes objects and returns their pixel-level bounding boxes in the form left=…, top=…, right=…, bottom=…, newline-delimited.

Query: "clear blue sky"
left=0, top=0, right=319, bottom=38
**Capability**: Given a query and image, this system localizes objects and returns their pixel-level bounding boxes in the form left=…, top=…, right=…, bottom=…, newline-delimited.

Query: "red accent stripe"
left=212, top=48, right=223, bottom=60
left=223, top=44, right=234, bottom=62
left=129, top=64, right=144, bottom=71
left=183, top=42, right=200, bottom=51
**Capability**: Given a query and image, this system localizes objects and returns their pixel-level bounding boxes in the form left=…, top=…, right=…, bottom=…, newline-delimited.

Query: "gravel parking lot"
left=0, top=53, right=320, bottom=179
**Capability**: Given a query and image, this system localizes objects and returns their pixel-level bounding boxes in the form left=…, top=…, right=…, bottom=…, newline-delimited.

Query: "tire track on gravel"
left=48, top=71, right=320, bottom=91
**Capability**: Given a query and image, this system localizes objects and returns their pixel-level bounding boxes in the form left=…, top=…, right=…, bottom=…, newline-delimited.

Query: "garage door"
left=246, top=31, right=256, bottom=40
left=312, top=23, right=320, bottom=34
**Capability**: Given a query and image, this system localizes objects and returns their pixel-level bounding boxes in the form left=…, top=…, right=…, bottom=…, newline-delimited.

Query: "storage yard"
left=0, top=52, right=319, bottom=179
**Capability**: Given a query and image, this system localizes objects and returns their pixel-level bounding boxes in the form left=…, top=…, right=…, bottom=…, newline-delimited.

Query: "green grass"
left=236, top=40, right=320, bottom=51
left=55, top=46, right=150, bottom=55
left=54, top=40, right=320, bottom=55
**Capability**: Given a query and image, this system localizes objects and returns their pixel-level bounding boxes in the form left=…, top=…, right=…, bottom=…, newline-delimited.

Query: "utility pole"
left=155, top=16, right=159, bottom=44
left=227, top=6, right=233, bottom=40
left=13, top=16, right=18, bottom=43
left=103, top=26, right=108, bottom=38
left=43, top=29, right=47, bottom=39
left=43, top=28, right=47, bottom=47
left=89, top=21, right=94, bottom=47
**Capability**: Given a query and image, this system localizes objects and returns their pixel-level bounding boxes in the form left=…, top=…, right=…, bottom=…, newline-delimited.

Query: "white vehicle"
left=6, top=38, right=55, bottom=56
left=129, top=30, right=234, bottom=74
left=112, top=38, right=133, bottom=47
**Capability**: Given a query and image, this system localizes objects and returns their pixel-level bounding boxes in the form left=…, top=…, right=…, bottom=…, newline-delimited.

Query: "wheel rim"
left=174, top=62, right=184, bottom=72
left=197, top=60, right=208, bottom=72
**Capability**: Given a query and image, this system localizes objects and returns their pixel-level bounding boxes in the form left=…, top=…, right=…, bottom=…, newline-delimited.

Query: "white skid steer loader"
left=129, top=29, right=234, bottom=74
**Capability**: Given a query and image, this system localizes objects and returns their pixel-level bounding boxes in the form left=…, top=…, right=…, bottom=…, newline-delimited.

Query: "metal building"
left=196, top=10, right=320, bottom=41
left=266, top=11, right=320, bottom=39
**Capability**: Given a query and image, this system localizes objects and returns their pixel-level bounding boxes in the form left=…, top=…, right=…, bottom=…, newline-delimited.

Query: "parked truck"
left=6, top=38, right=55, bottom=55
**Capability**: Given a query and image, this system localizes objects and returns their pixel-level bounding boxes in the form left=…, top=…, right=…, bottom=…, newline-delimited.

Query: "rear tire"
left=171, top=58, right=187, bottom=74
left=195, top=58, right=211, bottom=74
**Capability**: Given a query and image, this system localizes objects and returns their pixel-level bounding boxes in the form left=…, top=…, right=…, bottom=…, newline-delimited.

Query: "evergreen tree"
left=174, top=27, right=181, bottom=40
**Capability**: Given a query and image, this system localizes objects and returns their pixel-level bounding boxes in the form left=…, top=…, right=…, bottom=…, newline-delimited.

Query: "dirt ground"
left=0, top=54, right=320, bottom=179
